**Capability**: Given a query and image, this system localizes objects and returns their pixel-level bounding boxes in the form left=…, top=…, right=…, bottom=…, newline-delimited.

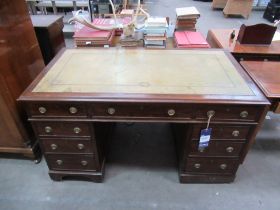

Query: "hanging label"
left=199, top=128, right=212, bottom=148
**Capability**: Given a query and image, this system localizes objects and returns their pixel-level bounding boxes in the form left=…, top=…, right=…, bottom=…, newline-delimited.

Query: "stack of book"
left=174, top=31, right=210, bottom=48
left=73, top=26, right=115, bottom=47
left=119, top=32, right=143, bottom=47
left=143, top=17, right=168, bottom=48
left=175, top=7, right=200, bottom=31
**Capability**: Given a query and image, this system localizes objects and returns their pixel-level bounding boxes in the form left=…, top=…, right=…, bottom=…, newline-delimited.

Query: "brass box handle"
left=73, top=127, right=81, bottom=134
left=194, top=163, right=201, bottom=169
left=77, top=144, right=85, bottom=150
left=44, top=126, right=52, bottom=133
left=107, top=107, right=115, bottom=115
left=56, top=160, right=63, bottom=165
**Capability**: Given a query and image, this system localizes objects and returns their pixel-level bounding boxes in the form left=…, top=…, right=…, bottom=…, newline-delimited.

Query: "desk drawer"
left=42, top=138, right=94, bottom=154
left=191, top=125, right=252, bottom=140
left=34, top=122, right=92, bottom=137
left=46, top=154, right=97, bottom=171
left=28, top=103, right=87, bottom=118
left=196, top=105, right=262, bottom=122
left=184, top=158, right=239, bottom=174
left=189, top=140, right=245, bottom=157
left=90, top=103, right=193, bottom=119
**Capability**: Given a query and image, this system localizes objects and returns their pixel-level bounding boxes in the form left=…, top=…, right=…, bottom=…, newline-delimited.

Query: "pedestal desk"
left=240, top=61, right=280, bottom=113
left=19, top=49, right=269, bottom=183
left=207, top=29, right=280, bottom=62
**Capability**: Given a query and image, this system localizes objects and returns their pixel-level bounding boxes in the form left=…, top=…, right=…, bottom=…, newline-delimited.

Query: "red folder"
left=174, top=31, right=210, bottom=48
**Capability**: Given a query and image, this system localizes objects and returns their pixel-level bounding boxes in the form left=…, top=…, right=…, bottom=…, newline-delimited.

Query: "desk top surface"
left=20, top=48, right=268, bottom=104
left=208, top=29, right=280, bottom=54
left=240, top=61, right=280, bottom=99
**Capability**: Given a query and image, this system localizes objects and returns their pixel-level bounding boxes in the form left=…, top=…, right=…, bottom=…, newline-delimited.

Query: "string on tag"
left=206, top=114, right=213, bottom=129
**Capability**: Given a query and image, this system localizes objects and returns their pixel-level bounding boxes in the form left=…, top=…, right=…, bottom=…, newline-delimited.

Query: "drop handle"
left=232, top=130, right=240, bottom=137
left=226, top=147, right=234, bottom=153
left=56, top=160, right=63, bottom=165
left=73, top=127, right=81, bottom=134
left=220, top=164, right=227, bottom=170
left=38, top=107, right=47, bottom=114
left=167, top=109, right=175, bottom=116
left=81, top=160, right=88, bottom=166
left=69, top=107, right=78, bottom=114
left=194, top=163, right=201, bottom=169
left=107, top=107, right=115, bottom=115
left=44, top=126, right=52, bottom=133
left=50, top=144, right=58, bottom=150
left=240, top=111, right=248, bottom=118
left=77, top=144, right=85, bottom=150
left=207, top=110, right=215, bottom=118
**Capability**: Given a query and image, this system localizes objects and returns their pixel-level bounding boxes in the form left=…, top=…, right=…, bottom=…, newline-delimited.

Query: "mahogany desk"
left=240, top=61, right=280, bottom=113
left=19, top=49, right=269, bottom=183
left=207, top=29, right=280, bottom=62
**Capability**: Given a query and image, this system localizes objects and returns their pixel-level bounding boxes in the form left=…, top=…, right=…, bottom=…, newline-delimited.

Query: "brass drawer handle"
left=77, top=144, right=85, bottom=150
left=107, top=107, right=115, bottom=115
left=220, top=164, right=227, bottom=170
left=38, top=107, right=47, bottom=114
left=50, top=144, right=58, bottom=150
left=194, top=163, right=201, bottom=169
left=73, top=127, right=81, bottom=134
left=56, top=160, right=63, bottom=165
left=232, top=130, right=240, bottom=137
left=226, top=147, right=234, bottom=153
left=240, top=111, right=248, bottom=118
left=44, top=126, right=52, bottom=133
left=69, top=106, right=78, bottom=114
left=207, top=110, right=215, bottom=118
left=81, top=160, right=88, bottom=166
left=167, top=109, right=175, bottom=116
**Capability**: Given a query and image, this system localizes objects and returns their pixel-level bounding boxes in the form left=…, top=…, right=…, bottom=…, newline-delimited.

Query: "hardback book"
left=73, top=26, right=112, bottom=40
left=145, top=17, right=168, bottom=28
left=176, top=7, right=200, bottom=19
left=174, top=31, right=209, bottom=48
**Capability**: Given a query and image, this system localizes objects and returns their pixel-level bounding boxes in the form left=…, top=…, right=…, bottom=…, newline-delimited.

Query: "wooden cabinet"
left=31, top=15, right=65, bottom=65
left=0, top=0, right=45, bottom=160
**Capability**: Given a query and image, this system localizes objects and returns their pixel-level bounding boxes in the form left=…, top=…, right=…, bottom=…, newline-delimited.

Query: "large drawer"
left=184, top=157, right=239, bottom=174
left=196, top=105, right=262, bottom=122
left=46, top=154, right=97, bottom=171
left=34, top=122, right=92, bottom=137
left=90, top=103, right=194, bottom=119
left=42, top=138, right=94, bottom=154
left=28, top=103, right=87, bottom=118
left=189, top=140, right=245, bottom=157
left=191, top=125, right=252, bottom=141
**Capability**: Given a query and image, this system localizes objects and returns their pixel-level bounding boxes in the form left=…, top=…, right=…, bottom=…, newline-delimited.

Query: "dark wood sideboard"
left=31, top=15, right=65, bottom=65
left=0, top=0, right=45, bottom=161
left=19, top=49, right=269, bottom=183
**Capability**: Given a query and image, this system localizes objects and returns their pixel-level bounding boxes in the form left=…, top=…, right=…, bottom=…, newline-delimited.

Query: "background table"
left=207, top=29, right=280, bottom=62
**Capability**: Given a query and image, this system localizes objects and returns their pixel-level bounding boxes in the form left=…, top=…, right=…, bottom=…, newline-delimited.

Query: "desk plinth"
left=19, top=49, right=269, bottom=183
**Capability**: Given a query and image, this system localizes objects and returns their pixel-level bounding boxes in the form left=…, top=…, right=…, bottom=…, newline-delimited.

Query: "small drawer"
left=196, top=105, right=262, bottom=122
left=34, top=122, right=91, bottom=137
left=46, top=154, right=97, bottom=171
left=42, top=138, right=94, bottom=154
left=184, top=158, right=239, bottom=174
left=28, top=103, right=87, bottom=118
left=189, top=140, right=245, bottom=157
left=191, top=125, right=252, bottom=140
left=90, top=103, right=194, bottom=119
